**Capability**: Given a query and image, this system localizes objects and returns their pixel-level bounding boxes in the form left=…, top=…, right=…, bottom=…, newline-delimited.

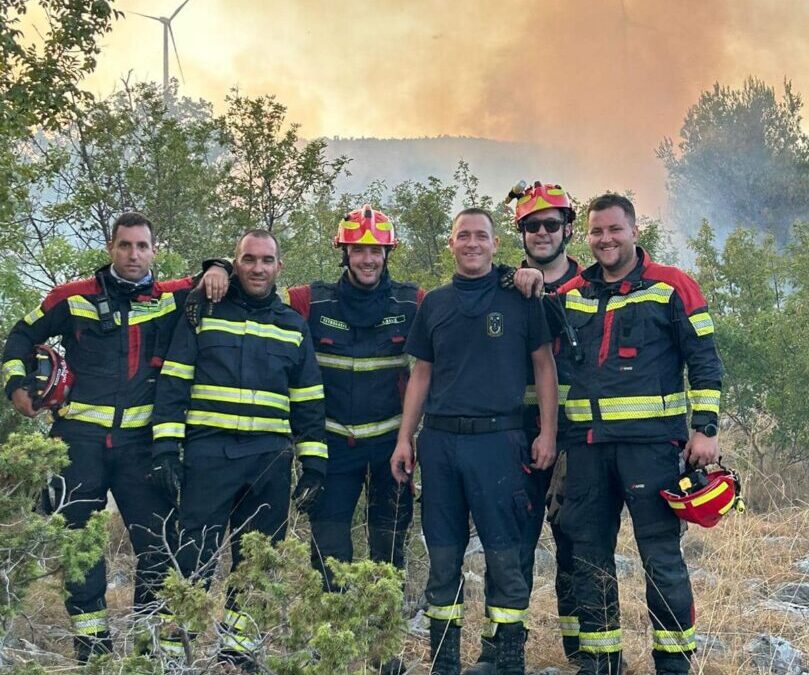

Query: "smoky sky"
left=34, top=0, right=809, bottom=214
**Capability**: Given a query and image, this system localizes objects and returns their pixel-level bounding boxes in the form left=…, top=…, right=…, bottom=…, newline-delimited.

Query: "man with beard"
left=282, top=205, right=422, bottom=675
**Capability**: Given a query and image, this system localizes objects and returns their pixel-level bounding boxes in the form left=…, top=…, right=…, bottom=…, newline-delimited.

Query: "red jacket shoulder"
left=41, top=278, right=100, bottom=311
left=286, top=285, right=312, bottom=319
left=154, top=277, right=194, bottom=294
left=642, top=262, right=707, bottom=314
left=556, top=274, right=587, bottom=295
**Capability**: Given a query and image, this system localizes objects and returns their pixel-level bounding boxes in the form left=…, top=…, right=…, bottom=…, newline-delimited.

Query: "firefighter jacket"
left=522, top=256, right=582, bottom=438
left=281, top=275, right=423, bottom=446
left=555, top=248, right=722, bottom=444
left=2, top=264, right=199, bottom=444
left=151, top=279, right=328, bottom=474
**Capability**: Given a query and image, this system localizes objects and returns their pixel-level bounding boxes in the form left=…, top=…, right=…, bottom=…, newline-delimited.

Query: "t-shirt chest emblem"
left=486, top=312, right=504, bottom=337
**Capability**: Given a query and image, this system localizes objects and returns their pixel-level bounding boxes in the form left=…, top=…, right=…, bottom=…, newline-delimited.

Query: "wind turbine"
left=131, top=0, right=193, bottom=98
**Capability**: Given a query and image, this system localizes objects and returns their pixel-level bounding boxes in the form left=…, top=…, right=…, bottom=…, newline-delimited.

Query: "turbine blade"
left=129, top=11, right=162, bottom=21
left=170, top=0, right=192, bottom=21
left=168, top=25, right=185, bottom=84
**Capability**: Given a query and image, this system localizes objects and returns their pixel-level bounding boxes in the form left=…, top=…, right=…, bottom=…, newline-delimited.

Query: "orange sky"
left=24, top=0, right=809, bottom=215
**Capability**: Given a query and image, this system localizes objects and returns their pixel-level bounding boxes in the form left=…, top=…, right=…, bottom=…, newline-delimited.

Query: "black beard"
left=525, top=238, right=566, bottom=266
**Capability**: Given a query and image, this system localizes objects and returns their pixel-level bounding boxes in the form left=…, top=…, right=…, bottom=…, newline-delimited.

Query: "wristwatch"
left=695, top=423, right=718, bottom=437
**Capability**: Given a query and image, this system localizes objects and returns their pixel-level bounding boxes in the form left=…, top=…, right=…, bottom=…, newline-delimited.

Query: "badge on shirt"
left=487, top=312, right=503, bottom=337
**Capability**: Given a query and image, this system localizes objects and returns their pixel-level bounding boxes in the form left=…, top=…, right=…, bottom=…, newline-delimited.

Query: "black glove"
left=151, top=453, right=184, bottom=505
left=497, top=264, right=517, bottom=289
left=292, top=469, right=324, bottom=514
left=185, top=285, right=209, bottom=328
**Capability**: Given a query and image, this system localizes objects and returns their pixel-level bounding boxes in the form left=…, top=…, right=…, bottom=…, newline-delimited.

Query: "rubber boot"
left=377, top=656, right=406, bottom=674
left=461, top=634, right=496, bottom=674
left=430, top=620, right=461, bottom=675
left=74, top=631, right=113, bottom=663
left=495, top=623, right=525, bottom=675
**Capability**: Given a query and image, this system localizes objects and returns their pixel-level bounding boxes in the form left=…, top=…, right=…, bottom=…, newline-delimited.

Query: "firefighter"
left=1, top=212, right=229, bottom=662
left=391, top=208, right=558, bottom=675
left=555, top=194, right=722, bottom=675
left=281, top=205, right=421, bottom=674
left=150, top=229, right=326, bottom=670
left=469, top=181, right=583, bottom=674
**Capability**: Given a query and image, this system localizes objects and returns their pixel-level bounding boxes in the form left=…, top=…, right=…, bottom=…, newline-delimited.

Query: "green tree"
left=658, top=78, right=809, bottom=243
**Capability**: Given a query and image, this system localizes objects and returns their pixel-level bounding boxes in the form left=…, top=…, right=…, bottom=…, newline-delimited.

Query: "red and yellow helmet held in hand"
left=334, top=204, right=397, bottom=248
left=25, top=344, right=74, bottom=411
left=660, top=461, right=745, bottom=528
left=506, top=179, right=576, bottom=228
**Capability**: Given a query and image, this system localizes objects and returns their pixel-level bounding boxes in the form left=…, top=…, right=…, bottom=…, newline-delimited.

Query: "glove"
left=497, top=264, right=517, bottom=289
left=292, top=469, right=324, bottom=514
left=545, top=450, right=567, bottom=526
left=184, top=285, right=209, bottom=328
left=151, top=453, right=184, bottom=505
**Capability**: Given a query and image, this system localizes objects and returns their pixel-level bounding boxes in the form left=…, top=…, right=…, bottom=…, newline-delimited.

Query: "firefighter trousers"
left=561, top=441, right=695, bottom=674
left=309, top=433, right=413, bottom=590
left=419, top=427, right=531, bottom=625
left=483, top=458, right=580, bottom=657
left=44, top=433, right=177, bottom=635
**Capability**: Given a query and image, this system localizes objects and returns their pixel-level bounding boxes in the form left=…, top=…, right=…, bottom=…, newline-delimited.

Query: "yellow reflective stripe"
left=67, top=295, right=119, bottom=324
left=161, top=360, right=195, bottom=380
left=224, top=610, right=251, bottom=632
left=580, top=628, right=622, bottom=653
left=524, top=383, right=570, bottom=407
left=61, top=402, right=115, bottom=428
left=690, top=480, right=730, bottom=507
left=689, top=311, right=715, bottom=336
left=488, top=606, right=528, bottom=624
left=128, top=292, right=177, bottom=325
left=289, top=384, right=325, bottom=402
left=565, top=398, right=593, bottom=422
left=565, top=290, right=598, bottom=314
left=191, top=384, right=290, bottom=411
left=199, top=317, right=303, bottom=346
left=159, top=639, right=185, bottom=655
left=652, top=626, right=696, bottom=653
left=121, top=404, right=153, bottom=428
left=558, top=384, right=570, bottom=405
left=315, top=352, right=408, bottom=372
left=296, top=441, right=328, bottom=459
left=325, top=415, right=402, bottom=439
left=220, top=633, right=258, bottom=652
left=23, top=307, right=44, bottom=325
left=688, top=388, right=720, bottom=414
left=278, top=287, right=291, bottom=305
left=2, top=359, right=26, bottom=387
left=559, top=615, right=580, bottom=637
left=598, top=392, right=686, bottom=420
left=71, top=610, right=108, bottom=635
left=154, top=422, right=185, bottom=440
left=186, top=410, right=291, bottom=434
left=606, top=282, right=673, bottom=312
left=426, top=604, right=464, bottom=621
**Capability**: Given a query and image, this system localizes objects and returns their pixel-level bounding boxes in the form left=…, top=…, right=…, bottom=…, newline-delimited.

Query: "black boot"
left=462, top=633, right=496, bottom=674
left=377, top=656, right=406, bottom=674
left=74, top=631, right=113, bottom=663
left=495, top=623, right=525, bottom=675
left=430, top=619, right=461, bottom=675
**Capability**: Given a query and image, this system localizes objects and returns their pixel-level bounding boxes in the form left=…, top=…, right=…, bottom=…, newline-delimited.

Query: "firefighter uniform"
left=151, top=278, right=326, bottom=656
left=1, top=264, right=203, bottom=650
left=405, top=269, right=551, bottom=638
left=556, top=248, right=722, bottom=674
left=282, top=274, right=422, bottom=588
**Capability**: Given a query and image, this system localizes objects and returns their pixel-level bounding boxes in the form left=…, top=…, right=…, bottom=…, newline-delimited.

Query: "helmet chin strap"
left=523, top=233, right=567, bottom=266
left=342, top=246, right=391, bottom=289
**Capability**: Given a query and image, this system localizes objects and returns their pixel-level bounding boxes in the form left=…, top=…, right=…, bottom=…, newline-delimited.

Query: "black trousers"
left=561, top=441, right=695, bottom=674
left=309, top=434, right=413, bottom=590
left=45, top=433, right=177, bottom=627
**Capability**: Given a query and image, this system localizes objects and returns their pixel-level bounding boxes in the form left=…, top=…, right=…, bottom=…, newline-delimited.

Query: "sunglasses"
left=521, top=218, right=566, bottom=234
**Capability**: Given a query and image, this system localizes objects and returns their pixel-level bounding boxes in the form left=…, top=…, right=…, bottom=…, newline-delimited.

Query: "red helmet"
left=660, top=463, right=744, bottom=528
left=25, top=344, right=74, bottom=411
left=334, top=204, right=397, bottom=248
left=507, top=180, right=576, bottom=228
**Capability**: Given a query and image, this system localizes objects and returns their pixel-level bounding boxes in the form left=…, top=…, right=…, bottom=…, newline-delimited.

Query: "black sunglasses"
left=521, top=218, right=566, bottom=234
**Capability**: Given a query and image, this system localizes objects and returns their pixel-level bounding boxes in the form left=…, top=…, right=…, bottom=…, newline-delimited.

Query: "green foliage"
left=658, top=77, right=809, bottom=243
left=0, top=433, right=107, bottom=642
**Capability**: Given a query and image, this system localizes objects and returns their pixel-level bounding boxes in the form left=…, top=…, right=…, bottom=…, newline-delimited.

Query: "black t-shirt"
left=406, top=281, right=552, bottom=417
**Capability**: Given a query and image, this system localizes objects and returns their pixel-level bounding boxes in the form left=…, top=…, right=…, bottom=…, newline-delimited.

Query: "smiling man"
left=554, top=193, right=723, bottom=675
left=390, top=208, right=558, bottom=675
left=151, top=229, right=326, bottom=669
left=282, top=205, right=423, bottom=675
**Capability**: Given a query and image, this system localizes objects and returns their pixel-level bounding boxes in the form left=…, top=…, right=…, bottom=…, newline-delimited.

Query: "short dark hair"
left=111, top=212, right=154, bottom=244
left=451, top=207, right=495, bottom=234
left=587, top=193, right=635, bottom=225
left=235, top=229, right=281, bottom=258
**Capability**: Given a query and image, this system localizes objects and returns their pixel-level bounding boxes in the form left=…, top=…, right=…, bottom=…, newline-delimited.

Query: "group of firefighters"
left=1, top=178, right=729, bottom=675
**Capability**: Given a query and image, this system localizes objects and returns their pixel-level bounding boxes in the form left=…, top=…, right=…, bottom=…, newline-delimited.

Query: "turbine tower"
left=132, top=0, right=192, bottom=99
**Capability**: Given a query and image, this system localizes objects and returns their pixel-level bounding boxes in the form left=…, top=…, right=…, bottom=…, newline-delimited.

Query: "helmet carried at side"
left=334, top=204, right=397, bottom=248
left=660, top=461, right=745, bottom=528
left=24, top=344, right=74, bottom=411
